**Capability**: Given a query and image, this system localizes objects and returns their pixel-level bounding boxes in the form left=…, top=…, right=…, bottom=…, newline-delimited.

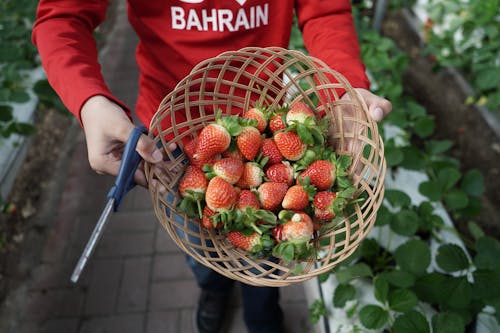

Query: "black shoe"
left=194, top=289, right=229, bottom=333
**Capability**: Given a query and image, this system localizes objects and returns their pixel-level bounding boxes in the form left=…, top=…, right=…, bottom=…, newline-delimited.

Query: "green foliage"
left=0, top=1, right=67, bottom=142
left=309, top=299, right=327, bottom=325
left=424, top=0, right=500, bottom=111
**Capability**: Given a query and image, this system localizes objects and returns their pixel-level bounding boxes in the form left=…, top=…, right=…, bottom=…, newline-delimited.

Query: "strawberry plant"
left=288, top=2, right=496, bottom=330
left=422, top=0, right=500, bottom=111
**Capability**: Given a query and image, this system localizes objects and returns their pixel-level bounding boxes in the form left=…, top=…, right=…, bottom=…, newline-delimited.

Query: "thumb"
left=135, top=134, right=163, bottom=163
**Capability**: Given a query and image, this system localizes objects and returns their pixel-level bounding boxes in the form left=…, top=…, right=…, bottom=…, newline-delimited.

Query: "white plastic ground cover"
left=0, top=67, right=44, bottom=199
left=303, top=124, right=499, bottom=333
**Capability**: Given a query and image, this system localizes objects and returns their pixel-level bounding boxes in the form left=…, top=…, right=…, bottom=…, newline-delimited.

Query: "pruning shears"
left=71, top=126, right=148, bottom=283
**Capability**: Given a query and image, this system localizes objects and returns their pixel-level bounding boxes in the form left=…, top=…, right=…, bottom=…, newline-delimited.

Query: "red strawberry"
left=236, top=162, right=264, bottom=189
left=269, top=114, right=286, bottom=133
left=286, top=101, right=316, bottom=125
left=205, top=176, right=238, bottom=213
left=281, top=212, right=314, bottom=242
left=272, top=224, right=284, bottom=242
left=265, top=162, right=294, bottom=185
left=178, top=165, right=208, bottom=218
left=273, top=131, right=307, bottom=161
left=243, top=107, right=268, bottom=133
left=194, top=123, right=231, bottom=161
left=237, top=126, right=262, bottom=160
left=281, top=182, right=315, bottom=211
left=227, top=231, right=262, bottom=252
left=185, top=138, right=218, bottom=168
left=257, top=182, right=288, bottom=211
left=236, top=190, right=260, bottom=211
left=260, top=138, right=283, bottom=166
left=299, top=160, right=336, bottom=191
left=222, top=148, right=245, bottom=161
left=201, top=206, right=220, bottom=229
left=313, top=191, right=337, bottom=221
left=203, top=157, right=244, bottom=185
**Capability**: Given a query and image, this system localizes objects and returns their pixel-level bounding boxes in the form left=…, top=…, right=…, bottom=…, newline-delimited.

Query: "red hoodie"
left=32, top=0, right=369, bottom=129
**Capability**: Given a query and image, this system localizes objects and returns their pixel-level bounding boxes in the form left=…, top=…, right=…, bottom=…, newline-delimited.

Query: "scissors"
left=71, top=126, right=148, bottom=283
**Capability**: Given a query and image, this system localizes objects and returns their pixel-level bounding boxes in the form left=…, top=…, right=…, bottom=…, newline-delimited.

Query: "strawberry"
left=243, top=107, right=268, bottom=133
left=194, top=123, right=231, bottom=161
left=222, top=147, right=245, bottom=161
left=299, top=160, right=336, bottom=191
left=236, top=189, right=260, bottom=211
left=184, top=137, right=218, bottom=168
left=257, top=182, right=288, bottom=211
left=203, top=157, right=244, bottom=185
left=286, top=101, right=316, bottom=125
left=178, top=165, right=208, bottom=218
left=272, top=212, right=315, bottom=263
left=237, top=126, right=262, bottom=161
left=227, top=231, right=262, bottom=252
left=281, top=212, right=314, bottom=242
left=273, top=131, right=307, bottom=161
left=313, top=191, right=337, bottom=221
left=269, top=113, right=287, bottom=133
left=281, top=180, right=316, bottom=211
left=201, top=206, right=220, bottom=229
left=260, top=138, right=283, bottom=166
left=265, top=162, right=294, bottom=185
left=205, top=176, right=238, bottom=213
left=236, top=162, right=264, bottom=189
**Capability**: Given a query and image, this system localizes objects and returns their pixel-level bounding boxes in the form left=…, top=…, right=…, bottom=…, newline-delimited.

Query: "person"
left=32, top=1, right=392, bottom=332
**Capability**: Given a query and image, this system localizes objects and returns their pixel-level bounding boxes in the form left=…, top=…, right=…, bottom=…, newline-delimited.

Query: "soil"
left=382, top=10, right=500, bottom=240
left=0, top=108, right=73, bottom=303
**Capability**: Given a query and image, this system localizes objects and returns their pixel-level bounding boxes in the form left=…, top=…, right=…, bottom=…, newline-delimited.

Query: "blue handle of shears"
left=107, top=126, right=148, bottom=211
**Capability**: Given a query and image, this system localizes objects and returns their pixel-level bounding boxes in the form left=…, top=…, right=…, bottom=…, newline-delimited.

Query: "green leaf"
left=379, top=269, right=416, bottom=288
left=437, top=167, right=461, bottom=191
left=419, top=181, right=443, bottom=201
left=388, top=289, right=418, bottom=312
left=444, top=190, right=469, bottom=210
left=474, top=69, right=500, bottom=90
left=425, top=139, right=453, bottom=155
left=10, top=90, right=30, bottom=103
left=394, top=240, right=431, bottom=276
left=359, top=305, right=389, bottom=330
left=0, top=105, right=14, bottom=121
left=333, top=283, right=356, bottom=308
left=385, top=189, right=411, bottom=208
left=309, top=299, right=327, bottom=324
left=432, top=312, right=465, bottom=333
left=385, top=144, right=404, bottom=167
left=392, top=310, right=430, bottom=333
left=415, top=274, right=472, bottom=308
left=336, top=155, right=352, bottom=169
left=374, top=276, right=389, bottom=303
left=436, top=244, right=470, bottom=272
left=473, top=269, right=500, bottom=301
left=375, top=205, right=392, bottom=227
left=474, top=236, right=500, bottom=272
left=413, top=116, right=435, bottom=138
left=467, top=222, right=485, bottom=240
left=461, top=169, right=485, bottom=197
left=391, top=209, right=420, bottom=236
left=401, top=146, right=427, bottom=170
left=336, top=263, right=372, bottom=284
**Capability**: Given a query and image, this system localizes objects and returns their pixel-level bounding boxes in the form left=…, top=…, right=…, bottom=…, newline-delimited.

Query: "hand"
left=343, top=88, right=392, bottom=122
left=80, top=95, right=164, bottom=187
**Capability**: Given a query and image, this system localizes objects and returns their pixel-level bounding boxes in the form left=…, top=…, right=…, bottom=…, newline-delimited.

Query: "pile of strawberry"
left=177, top=102, right=357, bottom=264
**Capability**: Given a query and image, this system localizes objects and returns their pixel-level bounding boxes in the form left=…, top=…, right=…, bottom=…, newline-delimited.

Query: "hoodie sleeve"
left=295, top=0, right=370, bottom=90
left=32, top=0, right=130, bottom=123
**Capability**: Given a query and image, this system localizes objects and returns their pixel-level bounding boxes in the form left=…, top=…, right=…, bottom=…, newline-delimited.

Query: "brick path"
left=0, top=2, right=313, bottom=332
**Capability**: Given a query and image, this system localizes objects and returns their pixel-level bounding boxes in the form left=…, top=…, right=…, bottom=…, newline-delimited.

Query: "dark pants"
left=187, top=255, right=284, bottom=333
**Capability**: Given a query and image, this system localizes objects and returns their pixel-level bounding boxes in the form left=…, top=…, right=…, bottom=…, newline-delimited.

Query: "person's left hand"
left=348, top=88, right=392, bottom=122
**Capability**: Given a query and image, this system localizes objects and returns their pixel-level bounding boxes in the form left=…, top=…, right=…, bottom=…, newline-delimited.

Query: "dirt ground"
left=0, top=108, right=73, bottom=302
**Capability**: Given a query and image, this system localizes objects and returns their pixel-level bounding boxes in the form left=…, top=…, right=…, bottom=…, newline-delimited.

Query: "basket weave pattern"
left=145, top=47, right=386, bottom=287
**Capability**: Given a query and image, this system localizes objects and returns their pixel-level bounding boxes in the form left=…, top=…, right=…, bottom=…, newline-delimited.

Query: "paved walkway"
left=0, top=2, right=313, bottom=332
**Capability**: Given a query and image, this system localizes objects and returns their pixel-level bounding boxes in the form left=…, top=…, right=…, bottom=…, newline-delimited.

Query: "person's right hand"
left=80, top=95, right=164, bottom=187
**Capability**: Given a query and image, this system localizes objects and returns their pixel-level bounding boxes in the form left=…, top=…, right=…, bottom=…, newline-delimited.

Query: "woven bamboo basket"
left=145, top=47, right=386, bottom=287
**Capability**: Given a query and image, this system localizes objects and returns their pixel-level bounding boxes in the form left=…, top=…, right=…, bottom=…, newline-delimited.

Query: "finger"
left=136, top=134, right=163, bottom=164
left=367, top=97, right=392, bottom=122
